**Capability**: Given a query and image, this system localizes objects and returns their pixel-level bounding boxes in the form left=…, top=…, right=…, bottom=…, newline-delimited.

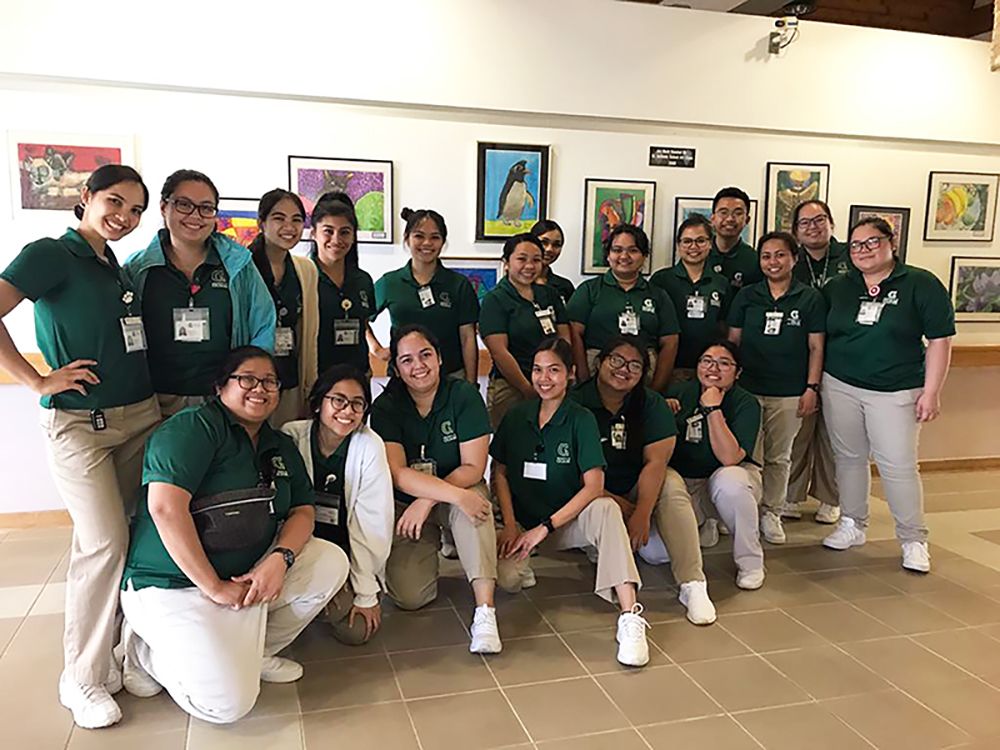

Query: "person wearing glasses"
left=728, top=232, right=826, bottom=546
left=787, top=199, right=850, bottom=526
left=666, top=341, right=765, bottom=590
left=708, top=187, right=762, bottom=291
left=282, top=365, right=394, bottom=645
left=566, top=224, right=679, bottom=391
left=530, top=219, right=576, bottom=306
left=651, top=215, right=731, bottom=382
left=119, top=347, right=349, bottom=724
left=125, top=170, right=276, bottom=417
left=820, top=218, right=954, bottom=573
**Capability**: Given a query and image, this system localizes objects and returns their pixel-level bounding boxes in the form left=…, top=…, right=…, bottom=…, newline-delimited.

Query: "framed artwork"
left=287, top=155, right=393, bottom=243
left=949, top=256, right=1000, bottom=321
left=672, top=196, right=759, bottom=263
left=8, top=132, right=134, bottom=216
left=764, top=162, right=830, bottom=233
left=216, top=198, right=260, bottom=247
left=582, top=178, right=656, bottom=275
left=476, top=142, right=549, bottom=241
left=445, top=258, right=504, bottom=302
left=924, top=172, right=999, bottom=242
left=849, top=204, right=911, bottom=263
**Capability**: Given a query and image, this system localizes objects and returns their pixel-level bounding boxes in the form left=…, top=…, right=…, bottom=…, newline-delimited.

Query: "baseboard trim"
left=871, top=456, right=1000, bottom=476
left=0, top=509, right=71, bottom=528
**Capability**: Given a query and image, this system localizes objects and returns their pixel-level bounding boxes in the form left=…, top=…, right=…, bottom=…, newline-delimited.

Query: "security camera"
left=774, top=16, right=799, bottom=29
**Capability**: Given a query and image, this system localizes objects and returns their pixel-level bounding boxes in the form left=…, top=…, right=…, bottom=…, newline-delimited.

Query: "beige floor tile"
left=302, top=702, right=418, bottom=748
left=735, top=702, right=872, bottom=750
left=68, top=729, right=187, bottom=750
left=188, top=714, right=303, bottom=750
left=486, top=633, right=586, bottom=686
left=634, top=588, right=688, bottom=624
left=683, top=654, right=810, bottom=712
left=973, top=529, right=1000, bottom=546
left=533, top=592, right=621, bottom=633
left=917, top=587, right=1000, bottom=626
left=0, top=615, right=21, bottom=654
left=906, top=678, right=1000, bottom=738
left=407, top=689, right=528, bottom=749
left=596, top=664, right=720, bottom=724
left=762, top=545, right=861, bottom=573
left=4, top=526, right=73, bottom=542
left=0, top=661, right=74, bottom=749
left=380, top=606, right=471, bottom=652
left=245, top=681, right=300, bottom=719
left=536, top=728, right=649, bottom=749
left=505, top=676, right=628, bottom=742
left=758, top=572, right=840, bottom=607
left=763, top=644, right=891, bottom=699
left=284, top=618, right=384, bottom=662
left=0, top=584, right=42, bottom=618
left=915, top=628, right=1000, bottom=683
left=720, top=609, right=826, bottom=653
left=934, top=557, right=1000, bottom=594
left=783, top=600, right=896, bottom=643
left=0, top=611, right=64, bottom=672
left=0, top=537, right=69, bottom=587
left=823, top=689, right=969, bottom=749
left=640, top=715, right=761, bottom=749
left=389, top=644, right=495, bottom=699
left=297, top=653, right=401, bottom=712
left=853, top=594, right=966, bottom=635
left=522, top=563, right=599, bottom=599
left=864, top=563, right=958, bottom=594
left=808, top=567, right=905, bottom=599
left=27, top=581, right=66, bottom=616
left=981, top=622, right=1000, bottom=642
left=844, top=636, right=970, bottom=691
left=705, top=578, right=782, bottom=615
left=493, top=598, right=554, bottom=639
left=48, top=549, right=69, bottom=583
left=648, top=619, right=750, bottom=663
left=561, top=626, right=670, bottom=674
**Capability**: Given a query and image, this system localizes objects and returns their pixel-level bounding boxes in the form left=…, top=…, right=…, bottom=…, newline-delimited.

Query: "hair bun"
left=400, top=207, right=414, bottom=221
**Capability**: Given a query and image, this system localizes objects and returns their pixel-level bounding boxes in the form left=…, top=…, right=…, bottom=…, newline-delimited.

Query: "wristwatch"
left=542, top=516, right=556, bottom=534
left=805, top=383, right=821, bottom=394
left=271, top=546, right=295, bottom=569
left=701, top=404, right=722, bottom=414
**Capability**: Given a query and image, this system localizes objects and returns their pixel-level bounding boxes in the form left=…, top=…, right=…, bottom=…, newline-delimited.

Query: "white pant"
left=684, top=464, right=764, bottom=573
left=121, top=538, right=348, bottom=724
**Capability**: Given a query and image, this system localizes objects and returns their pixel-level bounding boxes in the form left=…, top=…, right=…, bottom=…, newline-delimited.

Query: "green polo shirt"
left=793, top=240, right=851, bottom=289
left=142, top=241, right=233, bottom=396
left=374, top=261, right=480, bottom=374
left=667, top=380, right=761, bottom=479
left=566, top=271, right=679, bottom=353
left=316, top=259, right=376, bottom=375
left=122, top=398, right=314, bottom=590
left=311, top=426, right=351, bottom=551
left=479, top=277, right=568, bottom=378
left=823, top=264, right=955, bottom=392
left=370, top=377, right=491, bottom=504
left=0, top=229, right=152, bottom=409
left=274, top=255, right=302, bottom=389
left=708, top=239, right=762, bottom=290
left=545, top=273, right=576, bottom=307
left=650, top=263, right=731, bottom=368
left=570, top=378, right=676, bottom=496
left=727, top=280, right=826, bottom=397
left=491, top=397, right=606, bottom=529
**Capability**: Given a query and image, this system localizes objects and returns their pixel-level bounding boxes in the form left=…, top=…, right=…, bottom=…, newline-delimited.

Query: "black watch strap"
left=806, top=383, right=821, bottom=393
left=701, top=404, right=722, bottom=414
left=542, top=517, right=556, bottom=534
left=272, top=546, right=295, bottom=569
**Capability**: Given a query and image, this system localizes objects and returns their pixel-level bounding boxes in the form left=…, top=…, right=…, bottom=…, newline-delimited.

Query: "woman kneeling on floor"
left=493, top=336, right=650, bottom=666
left=119, top=346, right=349, bottom=724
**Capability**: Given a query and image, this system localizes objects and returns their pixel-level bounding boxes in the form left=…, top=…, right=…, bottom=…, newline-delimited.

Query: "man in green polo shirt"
left=708, top=186, right=762, bottom=291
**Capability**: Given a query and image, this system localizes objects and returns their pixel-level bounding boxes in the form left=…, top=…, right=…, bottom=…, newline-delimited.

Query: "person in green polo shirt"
left=651, top=215, right=731, bottom=380
left=124, top=170, right=276, bottom=417
left=666, top=341, right=765, bottom=590
left=728, top=231, right=826, bottom=546
left=493, top=337, right=650, bottom=666
left=571, top=335, right=716, bottom=625
left=820, top=218, right=955, bottom=574
left=369, top=324, right=502, bottom=653
left=0, top=165, right=161, bottom=729
left=530, top=219, right=576, bottom=305
left=119, top=346, right=349, bottom=724
left=566, top=224, right=679, bottom=391
left=373, top=208, right=480, bottom=381
left=708, top=186, right=762, bottom=291
left=480, top=232, right=569, bottom=428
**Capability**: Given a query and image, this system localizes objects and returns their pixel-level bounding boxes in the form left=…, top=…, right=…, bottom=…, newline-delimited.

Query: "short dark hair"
left=791, top=200, right=834, bottom=233
left=676, top=214, right=714, bottom=244
left=604, top=223, right=650, bottom=261
left=401, top=207, right=448, bottom=242
left=530, top=219, right=564, bottom=242
left=502, top=232, right=544, bottom=262
left=756, top=230, right=799, bottom=257
left=213, top=346, right=278, bottom=391
left=308, top=364, right=372, bottom=419
left=532, top=335, right=574, bottom=371
left=75, top=164, right=149, bottom=221
left=383, top=324, right=443, bottom=397
left=160, top=169, right=219, bottom=204
left=712, top=187, right=751, bottom=213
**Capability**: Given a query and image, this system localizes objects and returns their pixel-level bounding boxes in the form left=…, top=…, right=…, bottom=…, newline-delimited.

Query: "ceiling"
left=625, top=0, right=995, bottom=39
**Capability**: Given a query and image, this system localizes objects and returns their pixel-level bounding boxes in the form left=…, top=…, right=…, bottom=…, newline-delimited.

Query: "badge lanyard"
left=856, top=284, right=885, bottom=326
left=532, top=301, right=557, bottom=335
left=807, top=252, right=831, bottom=289
left=106, top=255, right=145, bottom=354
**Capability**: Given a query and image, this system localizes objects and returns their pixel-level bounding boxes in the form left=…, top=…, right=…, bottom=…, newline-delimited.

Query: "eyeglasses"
left=229, top=374, right=281, bottom=392
left=679, top=237, right=711, bottom=249
left=168, top=197, right=219, bottom=219
left=714, top=208, right=747, bottom=220
left=848, top=236, right=889, bottom=252
left=324, top=393, right=367, bottom=414
left=606, top=353, right=644, bottom=374
left=697, top=356, right=737, bottom=370
left=796, top=215, right=828, bottom=230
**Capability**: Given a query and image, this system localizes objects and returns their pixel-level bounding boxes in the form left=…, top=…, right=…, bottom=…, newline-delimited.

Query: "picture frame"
left=924, top=172, right=999, bottom=242
left=8, top=131, right=135, bottom=217
left=764, top=161, right=831, bottom=234
left=217, top=197, right=260, bottom=247
left=582, top=178, right=656, bottom=275
left=848, top=204, right=911, bottom=263
left=443, top=258, right=504, bottom=303
left=949, top=256, right=1000, bottom=321
left=287, top=155, right=393, bottom=243
left=476, top=142, right=549, bottom=241
left=672, top=196, right=759, bottom=263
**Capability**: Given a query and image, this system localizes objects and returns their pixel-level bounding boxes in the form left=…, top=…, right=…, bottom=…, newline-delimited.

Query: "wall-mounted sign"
left=649, top=146, right=696, bottom=169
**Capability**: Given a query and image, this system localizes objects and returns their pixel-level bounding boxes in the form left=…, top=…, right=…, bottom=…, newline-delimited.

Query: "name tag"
left=686, top=295, right=706, bottom=319
left=618, top=309, right=639, bottom=335
left=523, top=461, right=547, bottom=480
left=535, top=307, right=557, bottom=335
left=173, top=307, right=210, bottom=342
left=314, top=504, right=340, bottom=526
left=334, top=318, right=360, bottom=346
left=120, top=316, right=147, bottom=353
left=685, top=414, right=704, bottom=443
left=409, top=459, right=437, bottom=476
left=611, top=421, right=626, bottom=450
left=418, top=286, right=435, bottom=308
left=275, top=326, right=294, bottom=356
left=856, top=301, right=884, bottom=326
left=763, top=311, right=783, bottom=336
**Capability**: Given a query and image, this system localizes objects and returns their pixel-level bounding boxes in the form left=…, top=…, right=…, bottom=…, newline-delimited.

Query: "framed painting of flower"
left=949, top=256, right=1000, bottom=322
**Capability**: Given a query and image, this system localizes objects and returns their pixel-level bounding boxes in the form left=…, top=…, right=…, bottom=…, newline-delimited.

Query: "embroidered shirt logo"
left=210, top=268, right=228, bottom=289
left=556, top=442, right=571, bottom=464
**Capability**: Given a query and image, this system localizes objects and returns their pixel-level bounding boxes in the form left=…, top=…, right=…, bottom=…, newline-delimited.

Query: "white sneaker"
left=760, top=511, right=787, bottom=545
left=106, top=661, right=123, bottom=696
left=122, top=625, right=162, bottom=698
left=718, top=521, right=731, bottom=536
left=59, top=672, right=122, bottom=729
left=679, top=580, right=717, bottom=625
left=616, top=604, right=650, bottom=667
left=736, top=567, right=766, bottom=590
left=699, top=519, right=720, bottom=549
left=822, top=517, right=866, bottom=551
left=901, top=541, right=931, bottom=573
left=815, top=503, right=841, bottom=524
left=520, top=566, right=537, bottom=589
left=779, top=503, right=803, bottom=520
left=261, top=656, right=304, bottom=683
left=469, top=604, right=502, bottom=654
left=440, top=528, right=458, bottom=559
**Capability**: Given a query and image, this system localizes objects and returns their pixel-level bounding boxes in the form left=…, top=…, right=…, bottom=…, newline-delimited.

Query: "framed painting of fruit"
left=925, top=172, right=999, bottom=242
left=950, top=256, right=1000, bottom=322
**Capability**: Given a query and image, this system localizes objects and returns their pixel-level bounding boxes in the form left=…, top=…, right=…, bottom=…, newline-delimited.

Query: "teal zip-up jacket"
left=124, top=230, right=276, bottom=352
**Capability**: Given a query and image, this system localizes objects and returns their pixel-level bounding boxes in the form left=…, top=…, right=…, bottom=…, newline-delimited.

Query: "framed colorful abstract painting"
left=848, top=204, right=911, bottom=262
left=582, top=178, right=656, bottom=275
left=216, top=198, right=260, bottom=247
left=8, top=132, right=134, bottom=216
left=445, top=258, right=504, bottom=302
left=287, top=156, right=393, bottom=243
left=764, top=162, right=830, bottom=233
left=672, top=196, right=759, bottom=263
left=949, top=256, right=1000, bottom=321
left=924, top=172, right=999, bottom=242
left=476, top=142, right=549, bottom=241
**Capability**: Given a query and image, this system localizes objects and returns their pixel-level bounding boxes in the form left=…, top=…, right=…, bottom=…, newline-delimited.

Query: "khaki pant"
left=322, top=580, right=370, bottom=646
left=787, top=407, right=838, bottom=507
left=40, top=395, right=161, bottom=686
left=757, top=395, right=804, bottom=513
left=652, top=469, right=707, bottom=584
left=270, top=387, right=303, bottom=429
left=157, top=393, right=207, bottom=419
left=585, top=348, right=657, bottom=384
left=385, top=483, right=498, bottom=610
left=487, top=376, right=528, bottom=431
left=498, top=497, right=641, bottom=603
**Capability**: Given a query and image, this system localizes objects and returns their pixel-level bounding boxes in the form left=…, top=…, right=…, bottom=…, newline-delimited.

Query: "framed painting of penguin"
left=476, top=142, right=550, bottom=241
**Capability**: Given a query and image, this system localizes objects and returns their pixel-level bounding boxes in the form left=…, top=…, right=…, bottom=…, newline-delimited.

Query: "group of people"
left=0, top=165, right=954, bottom=730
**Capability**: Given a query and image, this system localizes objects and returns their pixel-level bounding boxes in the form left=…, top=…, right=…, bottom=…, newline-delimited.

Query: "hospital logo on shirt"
left=271, top=455, right=289, bottom=478
left=359, top=290, right=370, bottom=308
left=885, top=290, right=899, bottom=305
left=710, top=291, right=722, bottom=307
left=439, top=292, right=452, bottom=308
left=210, top=268, right=229, bottom=289
left=556, top=442, right=571, bottom=464
left=733, top=272, right=744, bottom=288
left=788, top=310, right=801, bottom=326
left=441, top=420, right=456, bottom=443
left=641, top=298, right=656, bottom=313
left=713, top=264, right=723, bottom=273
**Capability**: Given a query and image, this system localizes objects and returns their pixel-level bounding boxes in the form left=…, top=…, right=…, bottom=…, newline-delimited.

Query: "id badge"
left=409, top=459, right=437, bottom=476
left=417, top=285, right=435, bottom=308
left=313, top=492, right=341, bottom=526
left=763, top=311, right=784, bottom=336
left=173, top=307, right=210, bottom=342
left=535, top=307, right=557, bottom=335
left=685, top=414, right=704, bottom=444
left=686, top=295, right=706, bottom=320
left=334, top=318, right=361, bottom=346
left=611, top=421, right=627, bottom=450
left=275, top=326, right=294, bottom=356
left=120, top=316, right=147, bottom=353
left=856, top=301, right=884, bottom=326
left=523, top=461, right=547, bottom=480
left=618, top=309, right=639, bottom=335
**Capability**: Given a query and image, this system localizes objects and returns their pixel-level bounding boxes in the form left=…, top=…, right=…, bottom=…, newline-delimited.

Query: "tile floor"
left=4, top=471, right=1000, bottom=749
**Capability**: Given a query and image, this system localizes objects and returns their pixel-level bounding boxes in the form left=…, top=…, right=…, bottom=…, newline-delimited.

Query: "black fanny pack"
left=190, top=486, right=276, bottom=553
